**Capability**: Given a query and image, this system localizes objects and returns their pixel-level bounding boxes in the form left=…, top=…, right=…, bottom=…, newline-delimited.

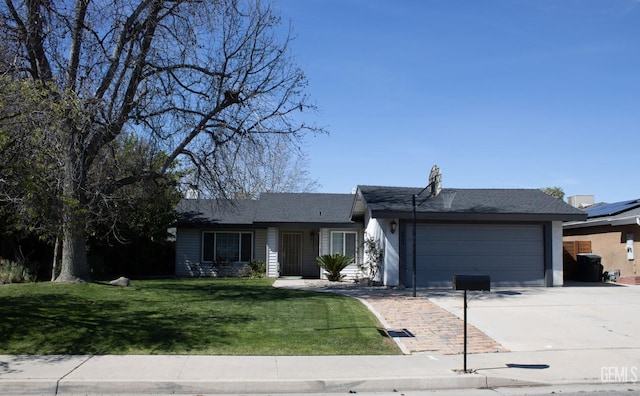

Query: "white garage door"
left=405, top=224, right=545, bottom=287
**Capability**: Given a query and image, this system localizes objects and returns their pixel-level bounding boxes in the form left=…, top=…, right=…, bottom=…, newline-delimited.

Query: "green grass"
left=0, top=278, right=400, bottom=355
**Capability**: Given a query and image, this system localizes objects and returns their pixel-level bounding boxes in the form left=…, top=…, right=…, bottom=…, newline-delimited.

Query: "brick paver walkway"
left=297, top=281, right=508, bottom=355
left=359, top=293, right=508, bottom=355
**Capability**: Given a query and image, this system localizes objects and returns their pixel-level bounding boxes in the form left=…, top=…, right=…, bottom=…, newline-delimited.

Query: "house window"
left=331, top=231, right=357, bottom=261
left=202, top=232, right=253, bottom=263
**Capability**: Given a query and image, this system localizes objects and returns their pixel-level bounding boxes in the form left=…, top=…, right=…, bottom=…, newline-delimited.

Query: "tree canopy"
left=1, top=0, right=322, bottom=282
left=541, top=186, right=565, bottom=201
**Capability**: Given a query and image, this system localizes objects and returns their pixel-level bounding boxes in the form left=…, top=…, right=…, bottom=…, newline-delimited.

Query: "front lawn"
left=0, top=278, right=400, bottom=355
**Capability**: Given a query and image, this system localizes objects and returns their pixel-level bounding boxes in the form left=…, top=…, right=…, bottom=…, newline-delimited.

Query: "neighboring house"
left=175, top=193, right=363, bottom=280
left=175, top=187, right=586, bottom=287
left=563, top=198, right=640, bottom=284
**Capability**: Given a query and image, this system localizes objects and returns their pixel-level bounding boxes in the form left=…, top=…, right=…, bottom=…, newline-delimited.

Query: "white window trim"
left=330, top=231, right=358, bottom=263
left=202, top=231, right=253, bottom=263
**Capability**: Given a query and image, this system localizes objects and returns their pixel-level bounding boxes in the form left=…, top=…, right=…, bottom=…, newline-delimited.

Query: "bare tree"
left=188, top=135, right=320, bottom=199
left=1, top=0, right=322, bottom=282
left=230, top=138, right=320, bottom=199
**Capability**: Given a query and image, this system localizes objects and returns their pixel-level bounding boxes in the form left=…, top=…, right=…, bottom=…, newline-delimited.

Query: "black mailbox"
left=453, top=274, right=490, bottom=291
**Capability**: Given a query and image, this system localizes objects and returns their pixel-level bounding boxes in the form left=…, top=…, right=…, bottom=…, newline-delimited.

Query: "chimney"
left=568, top=195, right=595, bottom=208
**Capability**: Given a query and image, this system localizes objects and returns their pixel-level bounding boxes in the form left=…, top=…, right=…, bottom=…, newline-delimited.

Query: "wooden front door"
left=280, top=232, right=303, bottom=276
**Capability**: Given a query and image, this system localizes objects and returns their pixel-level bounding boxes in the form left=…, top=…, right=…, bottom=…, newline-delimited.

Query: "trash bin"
left=576, top=254, right=603, bottom=282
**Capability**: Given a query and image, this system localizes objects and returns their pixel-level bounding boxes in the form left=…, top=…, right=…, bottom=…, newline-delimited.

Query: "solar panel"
left=586, top=199, right=640, bottom=218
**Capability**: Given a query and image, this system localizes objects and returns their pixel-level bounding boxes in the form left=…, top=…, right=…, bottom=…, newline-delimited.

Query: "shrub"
left=359, top=236, right=383, bottom=283
left=248, top=260, right=266, bottom=278
left=316, top=253, right=352, bottom=281
left=0, top=258, right=34, bottom=284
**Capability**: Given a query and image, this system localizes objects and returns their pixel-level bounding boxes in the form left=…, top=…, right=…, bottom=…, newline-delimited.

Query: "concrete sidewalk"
left=1, top=349, right=639, bottom=395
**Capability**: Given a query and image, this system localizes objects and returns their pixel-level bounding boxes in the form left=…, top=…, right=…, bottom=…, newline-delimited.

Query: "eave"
left=564, top=215, right=640, bottom=229
left=371, top=210, right=587, bottom=223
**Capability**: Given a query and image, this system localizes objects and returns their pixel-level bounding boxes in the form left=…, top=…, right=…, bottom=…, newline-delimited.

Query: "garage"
left=353, top=185, right=587, bottom=287
left=404, top=223, right=545, bottom=287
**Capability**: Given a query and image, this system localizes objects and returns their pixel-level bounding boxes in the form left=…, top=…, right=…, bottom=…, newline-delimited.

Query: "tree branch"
left=65, top=0, right=89, bottom=91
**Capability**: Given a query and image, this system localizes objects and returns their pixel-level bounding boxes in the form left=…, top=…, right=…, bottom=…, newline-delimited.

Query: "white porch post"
left=266, top=227, right=279, bottom=278
left=319, top=228, right=330, bottom=279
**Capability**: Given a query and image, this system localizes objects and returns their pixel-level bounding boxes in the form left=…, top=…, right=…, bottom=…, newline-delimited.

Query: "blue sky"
left=274, top=0, right=639, bottom=203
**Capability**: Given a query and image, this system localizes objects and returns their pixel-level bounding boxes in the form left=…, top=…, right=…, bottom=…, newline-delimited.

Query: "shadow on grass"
left=0, top=279, right=371, bottom=355
left=0, top=286, right=253, bottom=355
left=147, top=278, right=330, bottom=302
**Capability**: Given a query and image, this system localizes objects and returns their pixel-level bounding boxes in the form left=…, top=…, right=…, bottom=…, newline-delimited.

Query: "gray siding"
left=254, top=229, right=267, bottom=263
left=176, top=228, right=268, bottom=277
left=301, top=230, right=319, bottom=278
left=175, top=228, right=201, bottom=276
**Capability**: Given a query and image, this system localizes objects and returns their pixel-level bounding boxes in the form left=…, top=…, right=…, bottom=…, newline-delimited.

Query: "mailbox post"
left=452, top=274, right=490, bottom=373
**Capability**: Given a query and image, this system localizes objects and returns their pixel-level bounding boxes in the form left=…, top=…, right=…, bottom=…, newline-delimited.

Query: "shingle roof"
left=254, top=193, right=356, bottom=224
left=176, top=199, right=259, bottom=226
left=177, top=187, right=587, bottom=227
left=176, top=193, right=357, bottom=226
left=355, top=186, right=587, bottom=221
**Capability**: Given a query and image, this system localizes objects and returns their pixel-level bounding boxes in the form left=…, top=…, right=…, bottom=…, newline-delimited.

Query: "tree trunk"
left=51, top=237, right=59, bottom=282
left=55, top=134, right=90, bottom=283
left=56, top=221, right=89, bottom=283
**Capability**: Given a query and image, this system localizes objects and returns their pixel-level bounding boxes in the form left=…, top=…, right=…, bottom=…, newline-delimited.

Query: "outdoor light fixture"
left=390, top=220, right=397, bottom=234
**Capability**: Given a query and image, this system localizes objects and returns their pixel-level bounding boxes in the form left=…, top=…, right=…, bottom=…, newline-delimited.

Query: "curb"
left=44, top=375, right=542, bottom=395
left=0, top=380, right=59, bottom=395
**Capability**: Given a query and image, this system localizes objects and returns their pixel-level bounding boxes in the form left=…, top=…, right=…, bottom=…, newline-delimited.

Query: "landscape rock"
left=109, top=276, right=130, bottom=287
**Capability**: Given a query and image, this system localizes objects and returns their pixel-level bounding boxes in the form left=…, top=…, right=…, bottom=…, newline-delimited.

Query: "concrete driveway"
left=425, top=282, right=640, bottom=352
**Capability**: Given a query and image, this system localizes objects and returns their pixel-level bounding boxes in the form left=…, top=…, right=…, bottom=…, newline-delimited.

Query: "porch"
left=266, top=227, right=362, bottom=280
left=275, top=229, right=320, bottom=278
